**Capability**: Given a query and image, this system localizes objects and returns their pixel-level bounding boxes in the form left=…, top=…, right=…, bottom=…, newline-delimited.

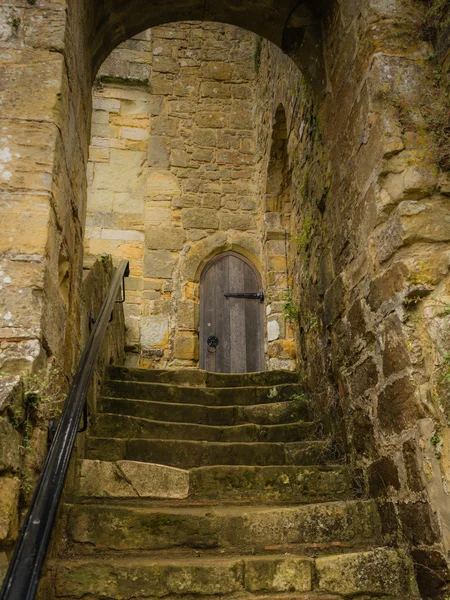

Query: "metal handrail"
left=0, top=259, right=130, bottom=600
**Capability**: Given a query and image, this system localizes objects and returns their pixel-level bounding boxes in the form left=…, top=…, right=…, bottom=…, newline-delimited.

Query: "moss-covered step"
left=101, top=380, right=304, bottom=406
left=189, top=464, right=350, bottom=502
left=107, top=366, right=299, bottom=388
left=85, top=437, right=335, bottom=467
left=77, top=460, right=350, bottom=503
left=66, top=500, right=381, bottom=553
left=91, top=413, right=316, bottom=443
left=98, top=397, right=311, bottom=426
left=49, top=549, right=419, bottom=600
left=52, top=554, right=313, bottom=598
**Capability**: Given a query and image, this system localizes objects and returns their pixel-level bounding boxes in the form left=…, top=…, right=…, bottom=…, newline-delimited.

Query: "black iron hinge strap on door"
left=224, top=292, right=264, bottom=302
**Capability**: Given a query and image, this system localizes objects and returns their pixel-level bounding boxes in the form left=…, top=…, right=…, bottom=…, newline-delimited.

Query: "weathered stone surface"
left=146, top=226, right=185, bottom=251
left=368, top=456, right=400, bottom=497
left=181, top=208, right=219, bottom=230
left=378, top=377, right=424, bottom=434
left=67, top=500, right=380, bottom=552
left=0, top=477, right=20, bottom=543
left=78, top=459, right=189, bottom=499
left=0, top=417, right=21, bottom=472
left=244, top=556, right=312, bottom=592
left=140, top=315, right=169, bottom=348
left=316, top=549, right=418, bottom=596
left=0, top=552, right=8, bottom=587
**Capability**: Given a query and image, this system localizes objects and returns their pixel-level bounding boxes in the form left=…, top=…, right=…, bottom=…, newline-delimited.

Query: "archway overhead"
left=90, top=0, right=327, bottom=93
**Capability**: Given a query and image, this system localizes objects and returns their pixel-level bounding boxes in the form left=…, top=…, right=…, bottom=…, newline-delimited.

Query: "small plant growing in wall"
left=24, top=362, right=65, bottom=420
left=281, top=290, right=299, bottom=322
left=430, top=431, right=443, bottom=460
left=292, top=216, right=313, bottom=255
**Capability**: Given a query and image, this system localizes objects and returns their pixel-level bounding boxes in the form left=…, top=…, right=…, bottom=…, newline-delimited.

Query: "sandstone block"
left=147, top=171, right=180, bottom=196
left=144, top=250, right=176, bottom=278
left=199, top=81, right=231, bottom=98
left=0, top=417, right=21, bottom=472
left=79, top=459, right=189, bottom=499
left=173, top=80, right=200, bottom=96
left=144, top=205, right=172, bottom=225
left=219, top=212, right=255, bottom=231
left=203, top=62, right=233, bottom=80
left=152, top=57, right=177, bottom=73
left=177, top=301, right=197, bottom=327
left=0, top=50, right=65, bottom=121
left=146, top=226, right=185, bottom=251
left=182, top=208, right=219, bottom=229
left=192, top=129, right=217, bottom=147
left=195, top=113, right=227, bottom=128
left=93, top=150, right=144, bottom=192
left=174, top=332, right=198, bottom=360
left=0, top=477, right=20, bottom=543
left=141, top=315, right=169, bottom=348
left=151, top=116, right=178, bottom=137
left=113, top=192, right=144, bottom=214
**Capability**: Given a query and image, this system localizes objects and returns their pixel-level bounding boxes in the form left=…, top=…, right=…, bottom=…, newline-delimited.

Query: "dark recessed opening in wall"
left=266, top=105, right=291, bottom=220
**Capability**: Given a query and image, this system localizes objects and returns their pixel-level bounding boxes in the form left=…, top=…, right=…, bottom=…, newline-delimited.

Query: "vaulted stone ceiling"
left=89, top=0, right=329, bottom=92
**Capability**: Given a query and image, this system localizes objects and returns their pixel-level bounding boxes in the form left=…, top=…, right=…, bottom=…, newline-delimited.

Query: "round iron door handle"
left=207, top=335, right=219, bottom=348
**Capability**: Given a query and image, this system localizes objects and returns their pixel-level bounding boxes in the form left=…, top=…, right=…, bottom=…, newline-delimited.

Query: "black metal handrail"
left=0, top=259, right=130, bottom=600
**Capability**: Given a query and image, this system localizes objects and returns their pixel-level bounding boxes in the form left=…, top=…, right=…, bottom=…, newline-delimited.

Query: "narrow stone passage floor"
left=40, top=367, right=420, bottom=599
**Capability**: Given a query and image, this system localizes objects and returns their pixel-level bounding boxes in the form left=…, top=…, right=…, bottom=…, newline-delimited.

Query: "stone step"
left=91, top=414, right=317, bottom=443
left=102, top=380, right=304, bottom=406
left=86, top=437, right=336, bottom=468
left=49, top=549, right=419, bottom=599
left=65, top=500, right=381, bottom=553
left=98, top=396, right=311, bottom=425
left=78, top=459, right=350, bottom=503
left=108, top=365, right=299, bottom=388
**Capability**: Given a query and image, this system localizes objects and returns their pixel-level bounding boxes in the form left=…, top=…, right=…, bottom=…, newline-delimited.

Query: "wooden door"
left=200, top=252, right=264, bottom=373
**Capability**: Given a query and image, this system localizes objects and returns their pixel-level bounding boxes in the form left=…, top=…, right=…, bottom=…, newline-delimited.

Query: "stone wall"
left=0, top=256, right=125, bottom=585
left=85, top=22, right=296, bottom=370
left=251, top=1, right=450, bottom=595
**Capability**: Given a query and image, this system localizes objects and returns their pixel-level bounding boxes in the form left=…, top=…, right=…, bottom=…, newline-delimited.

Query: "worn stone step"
left=65, top=500, right=381, bottom=553
left=91, top=414, right=316, bottom=443
left=99, top=396, right=310, bottom=425
left=48, top=548, right=419, bottom=599
left=78, top=459, right=350, bottom=503
left=51, top=554, right=314, bottom=598
left=47, top=548, right=419, bottom=599
left=108, top=365, right=299, bottom=388
left=102, top=380, right=304, bottom=406
left=86, top=437, right=335, bottom=468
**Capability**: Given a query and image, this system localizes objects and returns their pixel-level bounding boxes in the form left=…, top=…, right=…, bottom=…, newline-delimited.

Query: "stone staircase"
left=42, top=367, right=420, bottom=599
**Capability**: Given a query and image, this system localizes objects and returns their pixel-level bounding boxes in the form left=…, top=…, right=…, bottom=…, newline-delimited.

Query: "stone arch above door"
left=90, top=1, right=327, bottom=95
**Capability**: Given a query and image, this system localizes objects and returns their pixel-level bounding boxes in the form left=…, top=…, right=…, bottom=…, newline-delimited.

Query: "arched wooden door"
left=200, top=252, right=264, bottom=373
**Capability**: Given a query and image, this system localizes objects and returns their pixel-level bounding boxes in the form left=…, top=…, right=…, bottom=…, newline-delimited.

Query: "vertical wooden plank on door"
left=244, top=262, right=263, bottom=372
left=229, top=254, right=247, bottom=373
left=216, top=255, right=230, bottom=373
left=201, top=260, right=215, bottom=371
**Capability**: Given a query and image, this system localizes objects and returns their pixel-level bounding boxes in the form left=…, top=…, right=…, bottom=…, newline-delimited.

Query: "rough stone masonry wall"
left=252, top=1, right=450, bottom=596
left=0, top=256, right=125, bottom=585
left=84, top=22, right=296, bottom=370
